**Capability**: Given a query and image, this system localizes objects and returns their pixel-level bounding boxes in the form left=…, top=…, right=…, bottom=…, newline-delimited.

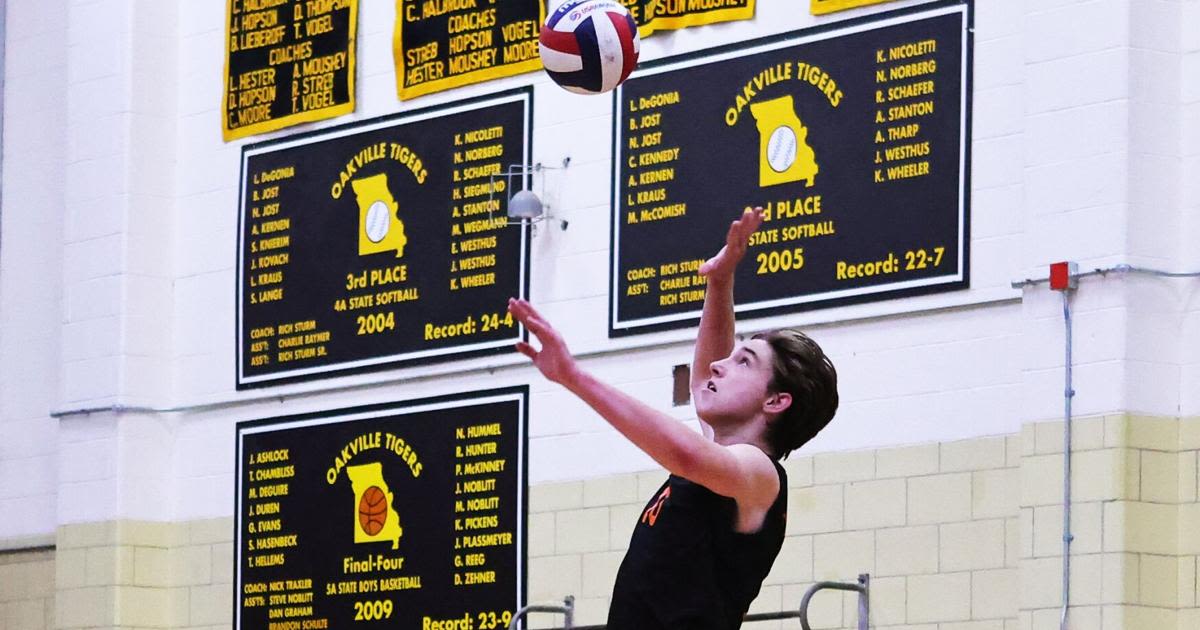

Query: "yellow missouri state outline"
left=350, top=174, right=407, bottom=258
left=749, top=95, right=819, bottom=188
left=347, top=462, right=403, bottom=549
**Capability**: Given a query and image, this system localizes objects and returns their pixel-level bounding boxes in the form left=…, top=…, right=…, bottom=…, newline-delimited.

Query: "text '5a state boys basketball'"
left=508, top=207, right=839, bottom=629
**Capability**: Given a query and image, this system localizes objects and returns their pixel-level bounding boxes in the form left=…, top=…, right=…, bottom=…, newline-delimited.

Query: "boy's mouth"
left=706, top=381, right=717, bottom=392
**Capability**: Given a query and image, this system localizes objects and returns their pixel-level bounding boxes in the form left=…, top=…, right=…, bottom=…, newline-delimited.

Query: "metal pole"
left=1059, top=291, right=1075, bottom=630
left=507, top=595, right=574, bottom=630
left=799, top=574, right=870, bottom=630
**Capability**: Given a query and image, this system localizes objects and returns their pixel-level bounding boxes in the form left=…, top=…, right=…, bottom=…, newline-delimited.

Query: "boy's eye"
left=738, top=358, right=748, bottom=365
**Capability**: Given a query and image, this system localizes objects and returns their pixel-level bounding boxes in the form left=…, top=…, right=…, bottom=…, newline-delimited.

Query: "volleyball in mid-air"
left=539, top=0, right=640, bottom=95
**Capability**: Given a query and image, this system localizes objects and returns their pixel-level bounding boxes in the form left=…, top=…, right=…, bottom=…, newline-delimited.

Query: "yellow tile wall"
left=0, top=543, right=54, bottom=630
left=50, top=518, right=232, bottom=630
left=1, top=414, right=1193, bottom=630
left=1016, top=414, right=1199, bottom=630
left=528, top=432, right=1022, bottom=629
left=522, top=414, right=1198, bottom=630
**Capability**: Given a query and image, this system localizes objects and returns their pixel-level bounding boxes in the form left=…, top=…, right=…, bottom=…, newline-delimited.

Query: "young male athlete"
left=507, top=207, right=839, bottom=629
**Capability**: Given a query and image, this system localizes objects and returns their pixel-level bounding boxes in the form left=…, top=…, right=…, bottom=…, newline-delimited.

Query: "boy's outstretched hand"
left=698, top=207, right=765, bottom=281
left=508, top=298, right=580, bottom=386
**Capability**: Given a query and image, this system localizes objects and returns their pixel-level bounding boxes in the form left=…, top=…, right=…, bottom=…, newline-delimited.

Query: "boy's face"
left=695, top=339, right=779, bottom=426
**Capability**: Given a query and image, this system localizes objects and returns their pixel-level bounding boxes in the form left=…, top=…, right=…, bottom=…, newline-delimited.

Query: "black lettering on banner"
left=222, top=0, right=358, bottom=141
left=395, top=0, right=544, bottom=100
left=632, top=0, right=756, bottom=37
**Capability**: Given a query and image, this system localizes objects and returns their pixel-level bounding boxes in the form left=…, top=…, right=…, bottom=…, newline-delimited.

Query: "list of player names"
left=872, top=36, right=941, bottom=184
left=224, top=0, right=356, bottom=140
left=242, top=447, right=325, bottom=629
left=452, top=420, right=514, bottom=588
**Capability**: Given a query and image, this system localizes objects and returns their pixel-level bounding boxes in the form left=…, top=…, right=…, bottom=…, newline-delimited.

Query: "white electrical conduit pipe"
left=1012, top=263, right=1200, bottom=630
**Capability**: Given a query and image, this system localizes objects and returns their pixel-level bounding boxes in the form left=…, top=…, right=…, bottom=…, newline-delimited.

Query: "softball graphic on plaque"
left=351, top=174, right=408, bottom=258
left=346, top=462, right=403, bottom=549
left=749, top=95, right=819, bottom=188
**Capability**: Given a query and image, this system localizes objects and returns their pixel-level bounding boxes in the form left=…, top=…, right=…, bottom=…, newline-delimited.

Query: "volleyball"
left=539, top=0, right=640, bottom=95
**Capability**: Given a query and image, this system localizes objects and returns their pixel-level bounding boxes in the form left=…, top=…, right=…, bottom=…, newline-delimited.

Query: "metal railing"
left=508, top=595, right=576, bottom=630
left=799, top=574, right=870, bottom=630
left=507, top=574, right=870, bottom=630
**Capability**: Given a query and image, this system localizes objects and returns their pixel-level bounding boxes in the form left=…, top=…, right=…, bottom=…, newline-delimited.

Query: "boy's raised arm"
left=690, top=208, right=765, bottom=397
left=506, top=297, right=775, bottom=504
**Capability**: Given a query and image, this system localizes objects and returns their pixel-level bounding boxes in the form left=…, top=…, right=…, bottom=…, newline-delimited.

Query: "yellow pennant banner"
left=395, top=0, right=545, bottom=100
left=811, top=0, right=901, bottom=15
left=223, top=0, right=358, bottom=141
left=623, top=0, right=756, bottom=37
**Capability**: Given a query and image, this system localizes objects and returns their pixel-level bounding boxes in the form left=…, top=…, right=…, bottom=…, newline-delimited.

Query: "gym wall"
left=1, top=0, right=1198, bottom=629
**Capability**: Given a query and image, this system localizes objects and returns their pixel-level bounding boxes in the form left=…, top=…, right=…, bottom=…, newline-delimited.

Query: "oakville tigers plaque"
left=235, top=387, right=528, bottom=630
left=610, top=0, right=972, bottom=335
left=237, top=89, right=532, bottom=388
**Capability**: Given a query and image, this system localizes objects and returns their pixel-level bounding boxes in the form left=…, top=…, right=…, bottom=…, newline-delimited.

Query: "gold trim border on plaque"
left=811, top=0, right=901, bottom=16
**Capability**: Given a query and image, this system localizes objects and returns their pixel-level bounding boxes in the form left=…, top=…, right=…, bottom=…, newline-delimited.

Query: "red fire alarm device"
left=1049, top=261, right=1078, bottom=291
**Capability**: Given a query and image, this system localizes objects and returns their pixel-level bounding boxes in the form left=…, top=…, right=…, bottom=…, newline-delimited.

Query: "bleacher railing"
left=507, top=573, right=871, bottom=630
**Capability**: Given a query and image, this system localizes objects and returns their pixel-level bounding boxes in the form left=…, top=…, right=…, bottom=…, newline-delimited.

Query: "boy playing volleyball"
left=508, top=207, right=839, bottom=629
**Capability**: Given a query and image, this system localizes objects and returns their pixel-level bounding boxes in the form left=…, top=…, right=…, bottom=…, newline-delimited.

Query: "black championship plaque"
left=223, top=0, right=357, bottom=141
left=235, top=387, right=528, bottom=630
left=610, top=1, right=971, bottom=335
left=237, top=89, right=532, bottom=388
left=394, top=0, right=544, bottom=100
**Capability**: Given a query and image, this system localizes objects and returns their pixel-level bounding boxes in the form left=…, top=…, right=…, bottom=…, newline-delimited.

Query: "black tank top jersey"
left=606, top=461, right=788, bottom=629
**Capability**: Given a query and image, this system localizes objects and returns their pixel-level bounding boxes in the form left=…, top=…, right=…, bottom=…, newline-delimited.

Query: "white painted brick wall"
left=0, top=0, right=69, bottom=539
left=56, top=417, right=119, bottom=523
left=1177, top=0, right=1200, bottom=420
left=1024, top=101, right=1129, bottom=167
left=1026, top=48, right=1130, bottom=114
left=1183, top=310, right=1200, bottom=416
left=0, top=0, right=1198, bottom=532
left=1022, top=0, right=1129, bottom=65
left=60, top=0, right=130, bottom=410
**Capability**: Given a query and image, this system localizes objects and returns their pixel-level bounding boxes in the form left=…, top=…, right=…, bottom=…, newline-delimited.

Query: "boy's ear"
left=763, top=391, right=792, bottom=415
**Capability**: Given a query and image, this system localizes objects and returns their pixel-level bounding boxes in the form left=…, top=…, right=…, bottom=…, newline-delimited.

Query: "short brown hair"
left=752, top=329, right=839, bottom=459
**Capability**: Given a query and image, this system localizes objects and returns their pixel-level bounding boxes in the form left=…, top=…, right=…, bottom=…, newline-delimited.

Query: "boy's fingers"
left=515, top=310, right=544, bottom=335
left=515, top=341, right=537, bottom=359
left=510, top=299, right=555, bottom=339
left=508, top=302, right=540, bottom=334
left=519, top=299, right=544, bottom=319
left=526, top=320, right=550, bottom=340
left=508, top=298, right=535, bottom=322
left=511, top=299, right=540, bottom=326
left=726, top=221, right=741, bottom=246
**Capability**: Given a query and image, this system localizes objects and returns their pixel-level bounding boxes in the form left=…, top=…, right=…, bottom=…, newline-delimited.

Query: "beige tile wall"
left=7, top=414, right=1195, bottom=630
left=1015, top=414, right=1199, bottom=630
left=0, top=544, right=54, bottom=630
left=524, top=414, right=1199, bottom=630
left=528, top=434, right=1022, bottom=629
left=53, top=518, right=232, bottom=630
